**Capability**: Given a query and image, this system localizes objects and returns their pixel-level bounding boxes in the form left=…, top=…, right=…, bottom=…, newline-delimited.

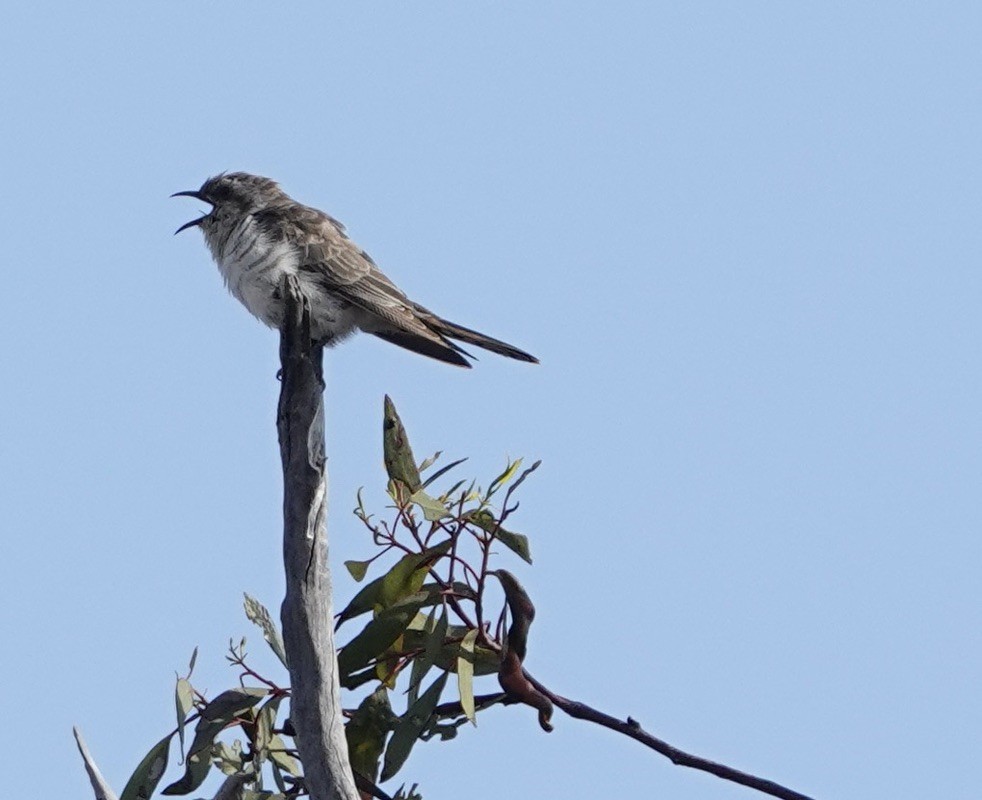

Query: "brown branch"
left=523, top=671, right=816, bottom=800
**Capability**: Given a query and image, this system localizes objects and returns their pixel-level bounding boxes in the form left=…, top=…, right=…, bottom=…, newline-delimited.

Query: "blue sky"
left=1, top=3, right=980, bottom=799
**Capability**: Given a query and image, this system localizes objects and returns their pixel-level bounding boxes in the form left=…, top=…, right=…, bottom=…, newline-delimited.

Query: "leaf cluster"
left=118, top=397, right=543, bottom=800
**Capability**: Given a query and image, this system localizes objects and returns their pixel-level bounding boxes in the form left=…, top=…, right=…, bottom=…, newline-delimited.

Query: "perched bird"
left=173, top=172, right=537, bottom=367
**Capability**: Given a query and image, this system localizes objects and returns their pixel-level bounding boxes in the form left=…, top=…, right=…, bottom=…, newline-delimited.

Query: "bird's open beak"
left=171, top=190, right=212, bottom=235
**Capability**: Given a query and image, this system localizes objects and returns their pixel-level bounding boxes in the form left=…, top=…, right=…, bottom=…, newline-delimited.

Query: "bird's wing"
left=274, top=204, right=448, bottom=341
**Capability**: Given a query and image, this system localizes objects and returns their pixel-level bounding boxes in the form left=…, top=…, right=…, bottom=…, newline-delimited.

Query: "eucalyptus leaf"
left=200, top=688, right=267, bottom=722
left=254, top=697, right=282, bottom=766
left=268, top=734, right=301, bottom=777
left=407, top=607, right=438, bottom=707
left=338, top=595, right=427, bottom=676
left=420, top=716, right=470, bottom=742
left=400, top=625, right=501, bottom=676
left=417, top=451, right=442, bottom=473
left=243, top=594, right=288, bottom=668
left=380, top=673, right=448, bottom=782
left=161, top=750, right=211, bottom=795
left=422, top=457, right=468, bottom=491
left=465, top=510, right=533, bottom=564
left=457, top=628, right=479, bottom=725
left=340, top=666, right=379, bottom=691
left=493, top=528, right=533, bottom=565
left=409, top=489, right=449, bottom=522
left=336, top=541, right=452, bottom=625
left=487, top=458, right=523, bottom=497
left=346, top=686, right=395, bottom=784
left=213, top=741, right=244, bottom=776
left=183, top=688, right=265, bottom=762
left=185, top=718, right=226, bottom=762
left=383, top=395, right=421, bottom=492
left=175, top=678, right=194, bottom=752
left=344, top=559, right=371, bottom=582
left=120, top=734, right=171, bottom=800
left=271, top=759, right=288, bottom=793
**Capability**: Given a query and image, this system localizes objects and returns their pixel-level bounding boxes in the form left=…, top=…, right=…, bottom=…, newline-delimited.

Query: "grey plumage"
left=174, top=172, right=537, bottom=367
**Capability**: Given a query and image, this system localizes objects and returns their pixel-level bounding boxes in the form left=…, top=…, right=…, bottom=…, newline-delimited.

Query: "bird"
left=173, top=172, right=537, bottom=367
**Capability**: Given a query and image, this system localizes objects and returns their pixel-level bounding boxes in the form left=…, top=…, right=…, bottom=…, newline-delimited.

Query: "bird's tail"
left=415, top=304, right=539, bottom=364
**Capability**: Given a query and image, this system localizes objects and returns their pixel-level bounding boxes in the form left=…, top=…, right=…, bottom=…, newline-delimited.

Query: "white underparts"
left=204, top=216, right=358, bottom=343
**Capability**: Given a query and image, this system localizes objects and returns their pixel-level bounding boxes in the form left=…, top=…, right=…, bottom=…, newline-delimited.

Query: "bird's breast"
left=208, top=217, right=356, bottom=342
left=210, top=219, right=296, bottom=327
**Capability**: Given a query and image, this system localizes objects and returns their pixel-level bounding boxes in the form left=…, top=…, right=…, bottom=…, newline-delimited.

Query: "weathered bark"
left=277, top=276, right=359, bottom=800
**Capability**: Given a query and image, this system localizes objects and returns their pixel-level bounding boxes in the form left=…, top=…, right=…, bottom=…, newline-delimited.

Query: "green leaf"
left=407, top=607, right=435, bottom=707
left=243, top=594, right=288, bottom=668
left=457, top=628, right=478, bottom=725
left=379, top=542, right=451, bottom=607
left=345, top=686, right=395, bottom=783
left=120, top=734, right=171, bottom=800
left=271, top=758, right=289, bottom=793
left=408, top=581, right=476, bottom=614
left=253, top=697, right=282, bottom=767
left=336, top=541, right=452, bottom=625
left=420, top=716, right=470, bottom=742
left=161, top=749, right=211, bottom=795
left=268, top=734, right=300, bottom=777
left=344, top=559, right=371, bottom=582
left=383, top=395, right=421, bottom=493
left=380, top=673, right=448, bottom=782
left=340, top=666, right=379, bottom=691
left=187, top=646, right=198, bottom=676
left=439, top=479, right=466, bottom=500
left=213, top=741, right=244, bottom=776
left=338, top=595, right=428, bottom=677
left=407, top=607, right=445, bottom=706
left=409, top=489, right=449, bottom=522
left=493, top=528, right=533, bottom=565
left=200, top=688, right=268, bottom=722
left=417, top=451, right=441, bottom=473
left=421, top=457, right=468, bottom=491
left=465, top=510, right=533, bottom=564
left=184, top=718, right=226, bottom=764
left=401, top=623, right=501, bottom=676
left=175, top=677, right=194, bottom=753
left=183, top=687, right=267, bottom=763
left=424, top=609, right=450, bottom=667
left=354, top=487, right=371, bottom=522
left=487, top=458, right=522, bottom=497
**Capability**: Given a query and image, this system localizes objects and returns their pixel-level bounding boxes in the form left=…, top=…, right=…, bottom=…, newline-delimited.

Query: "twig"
left=524, top=671, right=816, bottom=800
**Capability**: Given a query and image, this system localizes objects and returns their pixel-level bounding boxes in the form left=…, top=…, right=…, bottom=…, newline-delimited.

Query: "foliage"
left=117, top=397, right=543, bottom=799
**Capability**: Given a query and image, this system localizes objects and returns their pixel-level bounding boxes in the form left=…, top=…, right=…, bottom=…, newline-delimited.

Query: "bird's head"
left=172, top=172, right=285, bottom=236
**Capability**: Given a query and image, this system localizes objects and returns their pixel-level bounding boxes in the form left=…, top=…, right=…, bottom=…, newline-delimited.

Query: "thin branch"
left=523, top=671, right=816, bottom=800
